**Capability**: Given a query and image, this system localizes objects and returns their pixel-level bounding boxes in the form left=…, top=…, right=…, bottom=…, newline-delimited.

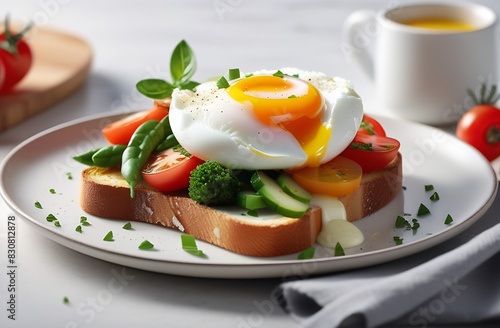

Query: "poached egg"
left=169, top=68, right=363, bottom=169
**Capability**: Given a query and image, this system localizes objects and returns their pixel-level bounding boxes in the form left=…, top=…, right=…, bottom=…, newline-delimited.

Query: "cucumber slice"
left=236, top=191, right=268, bottom=210
left=276, top=172, right=312, bottom=204
left=251, top=171, right=309, bottom=218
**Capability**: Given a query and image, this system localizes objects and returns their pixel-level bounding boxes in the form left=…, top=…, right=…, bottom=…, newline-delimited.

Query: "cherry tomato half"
left=456, top=104, right=500, bottom=161
left=0, top=29, right=32, bottom=92
left=341, top=134, right=400, bottom=173
left=291, top=156, right=362, bottom=197
left=102, top=101, right=170, bottom=145
left=142, top=148, right=202, bottom=192
left=357, top=115, right=386, bottom=136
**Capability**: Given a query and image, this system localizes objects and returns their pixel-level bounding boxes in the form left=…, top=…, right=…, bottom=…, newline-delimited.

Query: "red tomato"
left=456, top=104, right=500, bottom=161
left=341, top=134, right=400, bottom=173
left=0, top=23, right=33, bottom=92
left=358, top=115, right=386, bottom=136
left=142, top=148, right=202, bottom=192
left=102, top=101, right=170, bottom=145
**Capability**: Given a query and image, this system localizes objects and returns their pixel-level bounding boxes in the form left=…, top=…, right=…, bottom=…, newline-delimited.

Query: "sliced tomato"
left=102, top=101, right=170, bottom=145
left=358, top=115, right=386, bottom=136
left=341, top=134, right=400, bottom=173
left=291, top=156, right=362, bottom=197
left=142, top=148, right=202, bottom=192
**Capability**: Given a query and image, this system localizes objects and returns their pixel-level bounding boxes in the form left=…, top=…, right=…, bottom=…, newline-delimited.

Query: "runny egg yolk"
left=227, top=75, right=330, bottom=167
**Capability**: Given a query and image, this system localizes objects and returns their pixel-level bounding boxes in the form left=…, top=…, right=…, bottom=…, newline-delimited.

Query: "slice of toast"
left=79, top=153, right=402, bottom=257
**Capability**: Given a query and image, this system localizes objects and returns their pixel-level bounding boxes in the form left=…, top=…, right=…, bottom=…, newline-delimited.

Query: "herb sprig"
left=136, top=40, right=200, bottom=99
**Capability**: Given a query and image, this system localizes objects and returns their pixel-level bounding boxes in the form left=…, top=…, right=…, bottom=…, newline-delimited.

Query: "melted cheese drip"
left=310, top=194, right=364, bottom=248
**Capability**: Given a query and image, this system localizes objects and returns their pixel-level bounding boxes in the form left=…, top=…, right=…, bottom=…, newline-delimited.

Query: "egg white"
left=169, top=68, right=363, bottom=169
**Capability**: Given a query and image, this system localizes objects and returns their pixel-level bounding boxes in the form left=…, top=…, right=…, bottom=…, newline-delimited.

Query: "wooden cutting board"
left=0, top=26, right=92, bottom=132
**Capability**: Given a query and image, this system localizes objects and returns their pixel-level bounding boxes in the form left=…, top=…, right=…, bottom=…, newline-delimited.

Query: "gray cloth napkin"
left=278, top=192, right=500, bottom=328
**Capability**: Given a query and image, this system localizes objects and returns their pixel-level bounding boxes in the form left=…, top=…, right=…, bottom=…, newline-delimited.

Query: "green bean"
left=73, top=149, right=97, bottom=166
left=92, top=145, right=126, bottom=167
left=121, top=116, right=172, bottom=197
left=73, top=145, right=126, bottom=167
left=155, top=134, right=179, bottom=152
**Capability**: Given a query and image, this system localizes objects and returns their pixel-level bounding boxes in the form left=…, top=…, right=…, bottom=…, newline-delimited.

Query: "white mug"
left=343, top=1, right=497, bottom=125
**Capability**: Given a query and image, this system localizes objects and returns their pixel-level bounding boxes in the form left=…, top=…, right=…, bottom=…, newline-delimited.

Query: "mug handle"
left=342, top=10, right=377, bottom=81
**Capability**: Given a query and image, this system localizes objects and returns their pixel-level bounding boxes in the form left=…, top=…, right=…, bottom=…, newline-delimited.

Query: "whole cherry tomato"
left=0, top=16, right=33, bottom=92
left=456, top=83, right=500, bottom=161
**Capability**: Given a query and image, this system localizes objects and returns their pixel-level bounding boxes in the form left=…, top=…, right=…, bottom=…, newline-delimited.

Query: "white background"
left=1, top=0, right=500, bottom=327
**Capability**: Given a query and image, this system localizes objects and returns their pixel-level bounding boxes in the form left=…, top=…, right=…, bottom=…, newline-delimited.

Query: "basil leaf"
left=178, top=80, right=200, bottom=92
left=170, top=40, right=196, bottom=84
left=136, top=79, right=174, bottom=99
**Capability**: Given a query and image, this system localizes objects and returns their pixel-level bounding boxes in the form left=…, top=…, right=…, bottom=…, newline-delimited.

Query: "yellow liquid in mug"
left=402, top=18, right=476, bottom=32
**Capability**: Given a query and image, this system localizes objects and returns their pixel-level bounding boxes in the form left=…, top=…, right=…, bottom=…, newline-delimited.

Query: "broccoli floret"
left=188, top=161, right=240, bottom=206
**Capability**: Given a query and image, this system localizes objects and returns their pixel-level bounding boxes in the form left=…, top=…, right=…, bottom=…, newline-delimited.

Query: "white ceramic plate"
left=0, top=113, right=497, bottom=278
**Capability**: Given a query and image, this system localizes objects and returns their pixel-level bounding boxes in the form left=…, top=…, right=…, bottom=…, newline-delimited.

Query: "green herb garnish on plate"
left=103, top=231, right=114, bottom=242
left=138, top=240, right=154, bottom=250
left=181, top=234, right=207, bottom=258
left=298, top=247, right=315, bottom=260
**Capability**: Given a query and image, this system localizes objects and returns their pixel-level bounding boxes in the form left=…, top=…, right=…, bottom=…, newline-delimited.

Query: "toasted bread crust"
left=79, top=153, right=402, bottom=256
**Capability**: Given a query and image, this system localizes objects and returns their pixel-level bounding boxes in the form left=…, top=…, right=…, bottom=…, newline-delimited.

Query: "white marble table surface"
left=1, top=0, right=500, bottom=327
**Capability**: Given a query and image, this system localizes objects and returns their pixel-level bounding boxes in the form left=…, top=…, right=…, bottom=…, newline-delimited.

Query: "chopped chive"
left=228, top=68, right=240, bottom=80
left=247, top=209, right=259, bottom=217
left=66, top=172, right=73, bottom=180
left=138, top=240, right=154, bottom=250
left=336, top=171, right=346, bottom=177
left=46, top=214, right=57, bottom=222
left=393, top=236, right=403, bottom=245
left=181, top=234, right=207, bottom=258
left=75, top=225, right=82, bottom=233
left=54, top=221, right=61, bottom=227
left=425, top=184, right=434, bottom=191
left=216, top=76, right=230, bottom=88
left=334, top=242, right=345, bottom=256
left=359, top=121, right=376, bottom=135
left=402, top=186, right=407, bottom=190
left=273, top=70, right=285, bottom=78
left=103, top=231, right=114, bottom=242
left=288, top=95, right=297, bottom=99
left=122, top=222, right=133, bottom=230
left=350, top=142, right=374, bottom=151
left=445, top=214, right=453, bottom=225
left=293, top=74, right=299, bottom=78
left=411, top=219, right=420, bottom=231
left=80, top=216, right=91, bottom=226
left=35, top=201, right=43, bottom=209
left=395, top=215, right=409, bottom=228
left=49, top=189, right=56, bottom=194
left=430, top=192, right=440, bottom=201
left=172, top=144, right=191, bottom=157
left=417, top=203, right=430, bottom=217
left=245, top=73, right=254, bottom=78
left=63, top=297, right=69, bottom=304
left=298, top=247, right=315, bottom=260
